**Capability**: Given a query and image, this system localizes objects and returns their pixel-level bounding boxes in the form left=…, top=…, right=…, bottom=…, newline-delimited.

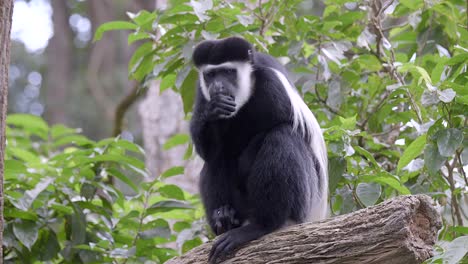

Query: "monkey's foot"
left=209, top=224, right=266, bottom=264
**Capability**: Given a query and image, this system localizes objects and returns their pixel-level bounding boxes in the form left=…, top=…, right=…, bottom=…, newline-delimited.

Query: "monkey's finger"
left=213, top=94, right=236, bottom=104
left=215, top=99, right=236, bottom=109
left=210, top=236, right=233, bottom=264
left=221, top=206, right=232, bottom=231
left=215, top=103, right=236, bottom=113
left=214, top=109, right=235, bottom=117
left=209, top=235, right=227, bottom=262
left=214, top=220, right=224, bottom=235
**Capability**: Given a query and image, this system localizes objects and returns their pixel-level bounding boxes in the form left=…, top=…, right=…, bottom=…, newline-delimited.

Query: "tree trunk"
left=87, top=0, right=118, bottom=121
left=167, top=195, right=442, bottom=264
left=0, top=0, right=14, bottom=260
left=45, top=0, right=72, bottom=124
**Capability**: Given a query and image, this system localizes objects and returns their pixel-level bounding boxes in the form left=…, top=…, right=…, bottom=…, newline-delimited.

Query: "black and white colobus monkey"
left=190, top=37, right=328, bottom=262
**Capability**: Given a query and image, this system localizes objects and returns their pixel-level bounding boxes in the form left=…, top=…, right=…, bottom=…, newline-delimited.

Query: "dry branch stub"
left=166, top=195, right=442, bottom=264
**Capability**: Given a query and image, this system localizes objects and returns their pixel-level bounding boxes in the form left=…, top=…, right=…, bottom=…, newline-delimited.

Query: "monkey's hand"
left=212, top=205, right=240, bottom=235
left=206, top=94, right=236, bottom=121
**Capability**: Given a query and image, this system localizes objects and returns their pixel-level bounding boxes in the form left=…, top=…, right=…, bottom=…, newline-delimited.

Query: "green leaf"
left=161, top=166, right=185, bottom=178
left=399, top=0, right=423, bottom=10
left=398, top=64, right=432, bottom=87
left=18, top=177, right=54, bottom=210
left=129, top=10, right=157, bottom=28
left=328, top=157, right=346, bottom=193
left=93, top=21, right=138, bottom=42
left=356, top=183, right=381, bottom=207
left=4, top=159, right=27, bottom=178
left=128, top=42, right=153, bottom=76
left=184, top=142, right=194, bottom=160
left=53, top=135, right=94, bottom=147
left=436, top=129, right=463, bottom=157
left=89, top=154, right=146, bottom=170
left=182, top=237, right=203, bottom=253
left=50, top=124, right=77, bottom=139
left=71, top=208, right=87, bottom=245
left=332, top=195, right=343, bottom=214
left=7, top=114, right=48, bottom=135
left=13, top=220, right=39, bottom=250
left=354, top=146, right=378, bottom=167
left=338, top=115, right=357, bottom=130
left=357, top=54, right=382, bottom=71
left=4, top=208, right=38, bottom=221
left=424, top=143, right=446, bottom=174
left=139, top=227, right=171, bottom=239
left=360, top=173, right=411, bottom=195
left=173, top=221, right=191, bottom=232
left=397, top=134, right=426, bottom=171
left=128, top=32, right=152, bottom=44
left=37, top=230, right=61, bottom=261
left=180, top=69, right=198, bottom=114
left=163, top=134, right=190, bottom=150
left=111, top=139, right=145, bottom=154
left=146, top=200, right=193, bottom=216
left=107, top=168, right=139, bottom=192
left=161, top=73, right=177, bottom=92
left=7, top=147, right=39, bottom=163
left=159, top=184, right=185, bottom=200
left=435, top=236, right=468, bottom=264
left=447, top=53, right=468, bottom=66
left=50, top=203, right=74, bottom=215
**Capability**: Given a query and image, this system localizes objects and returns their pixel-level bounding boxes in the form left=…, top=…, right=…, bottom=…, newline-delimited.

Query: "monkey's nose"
left=210, top=81, right=225, bottom=95
left=213, top=81, right=224, bottom=90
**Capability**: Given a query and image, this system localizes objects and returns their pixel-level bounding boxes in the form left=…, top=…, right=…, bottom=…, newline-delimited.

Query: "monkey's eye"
left=205, top=71, right=215, bottom=79
left=226, top=68, right=236, bottom=74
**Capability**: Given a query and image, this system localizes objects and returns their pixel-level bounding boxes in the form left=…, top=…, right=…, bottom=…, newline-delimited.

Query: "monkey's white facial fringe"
left=199, top=62, right=254, bottom=115
left=270, top=68, right=328, bottom=221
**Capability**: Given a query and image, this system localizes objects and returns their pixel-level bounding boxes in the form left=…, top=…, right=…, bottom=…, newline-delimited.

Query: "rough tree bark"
left=0, top=0, right=14, bottom=260
left=167, top=195, right=442, bottom=264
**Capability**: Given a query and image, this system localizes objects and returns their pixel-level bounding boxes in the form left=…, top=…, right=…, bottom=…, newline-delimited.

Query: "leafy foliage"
left=4, top=114, right=206, bottom=263
left=5, top=0, right=468, bottom=262
left=94, top=0, right=467, bottom=261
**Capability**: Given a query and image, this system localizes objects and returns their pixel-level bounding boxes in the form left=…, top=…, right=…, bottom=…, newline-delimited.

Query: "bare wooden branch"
left=167, top=195, right=441, bottom=264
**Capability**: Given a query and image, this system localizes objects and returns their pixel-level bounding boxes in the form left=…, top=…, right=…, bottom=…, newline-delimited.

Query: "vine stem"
left=121, top=189, right=152, bottom=264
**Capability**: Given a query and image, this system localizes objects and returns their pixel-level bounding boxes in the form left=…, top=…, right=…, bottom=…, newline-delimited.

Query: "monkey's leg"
left=209, top=125, right=312, bottom=263
left=200, top=162, right=243, bottom=236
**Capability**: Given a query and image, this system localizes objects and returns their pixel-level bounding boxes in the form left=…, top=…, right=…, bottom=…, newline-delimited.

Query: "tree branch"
left=112, top=82, right=145, bottom=137
left=167, top=195, right=441, bottom=264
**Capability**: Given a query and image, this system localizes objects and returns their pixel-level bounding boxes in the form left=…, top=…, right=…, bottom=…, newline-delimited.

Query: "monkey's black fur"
left=192, top=37, right=253, bottom=67
left=190, top=37, right=325, bottom=263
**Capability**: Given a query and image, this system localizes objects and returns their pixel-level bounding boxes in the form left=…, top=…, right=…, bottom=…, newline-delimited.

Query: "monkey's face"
left=203, top=67, right=238, bottom=99
left=199, top=62, right=254, bottom=114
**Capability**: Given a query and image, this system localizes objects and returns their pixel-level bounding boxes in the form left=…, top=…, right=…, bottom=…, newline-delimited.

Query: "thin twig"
left=444, top=160, right=464, bottom=226
left=369, top=1, right=423, bottom=124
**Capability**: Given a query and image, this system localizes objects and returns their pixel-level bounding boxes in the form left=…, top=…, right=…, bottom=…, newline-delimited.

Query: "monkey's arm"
left=190, top=88, right=235, bottom=160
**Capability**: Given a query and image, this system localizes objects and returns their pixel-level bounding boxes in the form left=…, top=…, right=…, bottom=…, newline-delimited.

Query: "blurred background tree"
left=9, top=0, right=151, bottom=137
